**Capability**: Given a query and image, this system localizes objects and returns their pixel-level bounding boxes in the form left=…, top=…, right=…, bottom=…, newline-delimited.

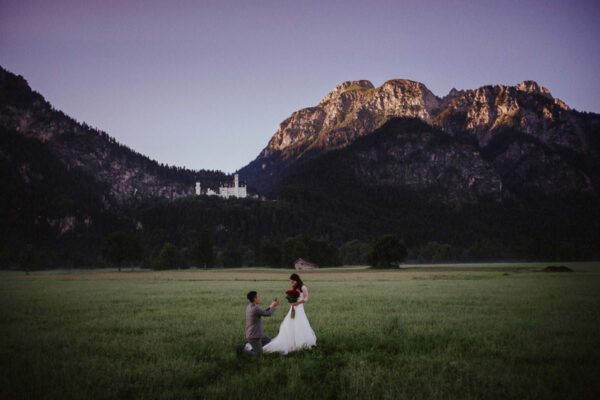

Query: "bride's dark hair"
left=289, top=273, right=303, bottom=290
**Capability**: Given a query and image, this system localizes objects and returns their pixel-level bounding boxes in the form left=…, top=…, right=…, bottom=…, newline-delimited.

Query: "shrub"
left=367, top=235, right=407, bottom=269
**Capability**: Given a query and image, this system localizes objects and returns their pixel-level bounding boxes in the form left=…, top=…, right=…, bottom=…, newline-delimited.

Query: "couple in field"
left=244, top=273, right=316, bottom=354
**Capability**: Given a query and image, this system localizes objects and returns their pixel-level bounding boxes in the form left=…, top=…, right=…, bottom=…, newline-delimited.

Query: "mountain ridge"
left=0, top=66, right=228, bottom=204
left=239, top=78, right=599, bottom=195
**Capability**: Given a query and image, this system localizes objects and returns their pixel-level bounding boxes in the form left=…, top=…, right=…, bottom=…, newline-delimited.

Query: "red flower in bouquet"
left=285, top=289, right=300, bottom=303
left=285, top=289, right=300, bottom=319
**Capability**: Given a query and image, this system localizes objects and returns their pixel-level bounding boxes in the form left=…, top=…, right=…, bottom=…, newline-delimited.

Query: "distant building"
left=218, top=173, right=247, bottom=199
left=196, top=173, right=247, bottom=198
left=294, top=258, right=318, bottom=270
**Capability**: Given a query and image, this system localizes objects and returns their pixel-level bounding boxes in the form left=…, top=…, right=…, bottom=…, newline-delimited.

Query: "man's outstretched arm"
left=255, top=300, right=278, bottom=316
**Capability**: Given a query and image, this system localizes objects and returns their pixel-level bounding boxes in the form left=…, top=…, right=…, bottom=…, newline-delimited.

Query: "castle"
left=195, top=173, right=247, bottom=199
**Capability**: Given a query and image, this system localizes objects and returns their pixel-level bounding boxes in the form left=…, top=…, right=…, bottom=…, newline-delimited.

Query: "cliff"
left=240, top=78, right=599, bottom=198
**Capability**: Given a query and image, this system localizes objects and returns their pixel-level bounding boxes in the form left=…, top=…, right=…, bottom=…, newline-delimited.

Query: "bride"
left=263, top=273, right=317, bottom=354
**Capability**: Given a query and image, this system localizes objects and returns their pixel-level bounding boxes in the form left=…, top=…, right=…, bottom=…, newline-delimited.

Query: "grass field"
left=1, top=263, right=599, bottom=399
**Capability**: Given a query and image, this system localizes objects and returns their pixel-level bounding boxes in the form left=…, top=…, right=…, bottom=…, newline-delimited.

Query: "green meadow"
left=1, top=263, right=599, bottom=399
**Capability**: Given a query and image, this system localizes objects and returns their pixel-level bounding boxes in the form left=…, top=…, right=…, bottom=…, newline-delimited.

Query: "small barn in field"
left=294, top=258, right=318, bottom=270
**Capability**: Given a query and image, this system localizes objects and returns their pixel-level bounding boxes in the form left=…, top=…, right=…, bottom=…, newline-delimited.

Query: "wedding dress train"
left=250, top=285, right=316, bottom=354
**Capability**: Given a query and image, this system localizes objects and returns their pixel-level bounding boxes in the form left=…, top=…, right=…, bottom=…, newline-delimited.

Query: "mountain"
left=432, top=81, right=599, bottom=199
left=0, top=67, right=227, bottom=202
left=277, top=117, right=504, bottom=206
left=239, top=79, right=599, bottom=196
left=0, top=66, right=228, bottom=265
left=273, top=117, right=599, bottom=259
left=239, top=77, right=598, bottom=259
left=1, top=65, right=598, bottom=267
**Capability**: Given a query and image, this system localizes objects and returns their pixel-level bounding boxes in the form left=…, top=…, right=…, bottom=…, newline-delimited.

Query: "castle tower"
left=234, top=173, right=239, bottom=197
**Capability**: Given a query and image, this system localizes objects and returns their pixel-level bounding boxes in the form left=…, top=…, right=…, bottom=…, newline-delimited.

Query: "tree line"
left=96, top=229, right=412, bottom=270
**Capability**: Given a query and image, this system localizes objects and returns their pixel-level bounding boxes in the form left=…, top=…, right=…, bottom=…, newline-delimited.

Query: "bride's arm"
left=292, top=286, right=308, bottom=306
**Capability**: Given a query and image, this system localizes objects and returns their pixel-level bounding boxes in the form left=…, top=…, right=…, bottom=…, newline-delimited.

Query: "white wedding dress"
left=263, top=285, right=317, bottom=354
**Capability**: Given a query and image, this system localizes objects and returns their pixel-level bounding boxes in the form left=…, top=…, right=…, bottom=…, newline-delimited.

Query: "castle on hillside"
left=195, top=173, right=247, bottom=199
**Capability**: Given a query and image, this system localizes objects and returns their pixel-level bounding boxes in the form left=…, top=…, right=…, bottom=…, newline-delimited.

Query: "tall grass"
left=1, top=263, right=599, bottom=399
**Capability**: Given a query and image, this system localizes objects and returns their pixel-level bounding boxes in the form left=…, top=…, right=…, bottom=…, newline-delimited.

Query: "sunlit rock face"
left=432, top=81, right=581, bottom=151
left=264, top=79, right=440, bottom=153
left=240, top=77, right=599, bottom=197
left=241, top=79, right=444, bottom=192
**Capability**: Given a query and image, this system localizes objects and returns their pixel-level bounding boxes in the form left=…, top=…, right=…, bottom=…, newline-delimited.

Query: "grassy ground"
left=1, top=263, right=599, bottom=399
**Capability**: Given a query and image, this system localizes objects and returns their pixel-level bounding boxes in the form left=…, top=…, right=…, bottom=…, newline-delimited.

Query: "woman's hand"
left=291, top=301, right=303, bottom=306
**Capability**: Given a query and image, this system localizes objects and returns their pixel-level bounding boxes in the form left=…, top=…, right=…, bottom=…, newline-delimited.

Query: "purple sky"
left=1, top=0, right=599, bottom=173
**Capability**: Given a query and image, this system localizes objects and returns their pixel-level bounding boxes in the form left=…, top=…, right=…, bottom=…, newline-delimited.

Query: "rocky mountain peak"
left=433, top=81, right=580, bottom=150
left=264, top=78, right=442, bottom=156
left=241, top=76, right=598, bottom=194
left=319, top=80, right=375, bottom=105
left=513, top=80, right=569, bottom=110
left=338, top=79, right=375, bottom=91
left=378, top=79, right=441, bottom=114
left=439, top=87, right=466, bottom=109
left=515, top=80, right=552, bottom=98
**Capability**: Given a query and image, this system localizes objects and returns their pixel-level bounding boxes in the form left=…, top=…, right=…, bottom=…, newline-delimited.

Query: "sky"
left=1, top=0, right=599, bottom=173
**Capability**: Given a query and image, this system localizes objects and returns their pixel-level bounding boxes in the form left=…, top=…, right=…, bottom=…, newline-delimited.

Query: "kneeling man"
left=245, top=291, right=278, bottom=354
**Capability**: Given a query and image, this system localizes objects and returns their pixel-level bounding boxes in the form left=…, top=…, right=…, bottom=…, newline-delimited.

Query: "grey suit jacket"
left=245, top=303, right=275, bottom=339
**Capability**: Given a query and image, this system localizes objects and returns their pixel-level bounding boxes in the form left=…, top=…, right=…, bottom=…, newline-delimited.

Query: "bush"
left=100, top=232, right=143, bottom=271
left=153, top=242, right=180, bottom=270
left=367, top=235, right=407, bottom=269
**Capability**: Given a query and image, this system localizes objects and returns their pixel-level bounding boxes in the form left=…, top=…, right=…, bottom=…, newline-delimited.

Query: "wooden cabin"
left=294, top=258, right=318, bottom=270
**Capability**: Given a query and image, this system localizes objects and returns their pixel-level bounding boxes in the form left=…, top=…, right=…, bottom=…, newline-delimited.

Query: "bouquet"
left=285, top=289, right=300, bottom=319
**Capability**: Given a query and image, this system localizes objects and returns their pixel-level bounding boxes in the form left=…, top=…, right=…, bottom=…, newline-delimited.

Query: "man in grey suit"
left=245, top=291, right=278, bottom=354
